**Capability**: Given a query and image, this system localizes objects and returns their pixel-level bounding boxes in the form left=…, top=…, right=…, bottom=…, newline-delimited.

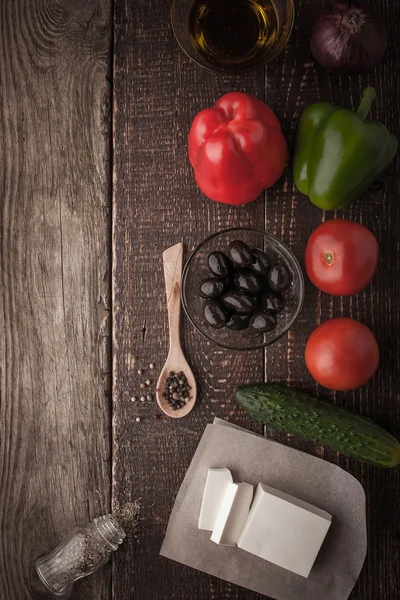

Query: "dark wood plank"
left=262, top=2, right=400, bottom=598
left=113, top=1, right=400, bottom=599
left=0, top=1, right=112, bottom=599
left=273, top=3, right=400, bottom=600
left=112, top=0, right=266, bottom=598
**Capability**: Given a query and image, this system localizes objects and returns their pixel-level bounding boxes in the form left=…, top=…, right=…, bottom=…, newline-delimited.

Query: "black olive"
left=228, top=240, right=252, bottom=268
left=226, top=313, right=251, bottom=331
left=250, top=311, right=277, bottom=333
left=204, top=300, right=228, bottom=329
left=208, top=251, right=232, bottom=278
left=223, top=275, right=234, bottom=289
left=198, top=278, right=226, bottom=299
left=251, top=293, right=261, bottom=312
left=261, top=293, right=284, bottom=313
left=268, top=264, right=291, bottom=292
left=221, top=291, right=255, bottom=314
left=259, top=275, right=272, bottom=293
left=249, top=249, right=271, bottom=277
left=233, top=269, right=262, bottom=294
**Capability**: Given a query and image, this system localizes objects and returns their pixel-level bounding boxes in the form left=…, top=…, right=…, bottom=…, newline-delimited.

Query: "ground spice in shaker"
left=31, top=506, right=139, bottom=599
left=114, top=501, right=141, bottom=539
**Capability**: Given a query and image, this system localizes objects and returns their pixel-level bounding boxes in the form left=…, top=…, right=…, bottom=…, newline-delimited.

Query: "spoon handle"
left=162, top=242, right=183, bottom=354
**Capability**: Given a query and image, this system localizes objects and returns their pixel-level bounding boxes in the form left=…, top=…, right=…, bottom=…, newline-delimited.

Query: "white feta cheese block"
left=211, top=482, right=254, bottom=547
left=198, top=468, right=233, bottom=531
left=238, top=483, right=332, bottom=577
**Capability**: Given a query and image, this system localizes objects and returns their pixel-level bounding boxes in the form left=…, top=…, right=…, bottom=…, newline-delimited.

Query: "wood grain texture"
left=112, top=1, right=400, bottom=599
left=155, top=242, right=197, bottom=419
left=112, top=0, right=265, bottom=597
left=163, top=242, right=184, bottom=354
left=0, top=1, right=112, bottom=599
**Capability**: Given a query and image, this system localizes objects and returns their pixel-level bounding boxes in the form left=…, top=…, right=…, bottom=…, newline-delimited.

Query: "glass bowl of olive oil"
left=171, top=0, right=295, bottom=73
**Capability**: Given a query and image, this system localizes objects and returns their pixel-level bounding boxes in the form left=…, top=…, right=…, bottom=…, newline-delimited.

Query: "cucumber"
left=235, top=383, right=400, bottom=468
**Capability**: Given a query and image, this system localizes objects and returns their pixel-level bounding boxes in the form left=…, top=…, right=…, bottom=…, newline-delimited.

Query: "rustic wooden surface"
left=113, top=1, right=400, bottom=600
left=0, top=1, right=112, bottom=599
left=1, top=0, right=400, bottom=599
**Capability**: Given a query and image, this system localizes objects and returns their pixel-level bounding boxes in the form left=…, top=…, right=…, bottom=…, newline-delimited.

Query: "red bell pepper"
left=188, top=92, right=288, bottom=205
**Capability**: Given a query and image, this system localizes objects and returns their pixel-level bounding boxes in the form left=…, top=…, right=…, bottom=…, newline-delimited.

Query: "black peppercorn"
left=163, top=371, right=191, bottom=411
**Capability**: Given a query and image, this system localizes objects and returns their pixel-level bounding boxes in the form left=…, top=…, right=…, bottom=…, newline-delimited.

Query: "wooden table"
left=1, top=1, right=399, bottom=598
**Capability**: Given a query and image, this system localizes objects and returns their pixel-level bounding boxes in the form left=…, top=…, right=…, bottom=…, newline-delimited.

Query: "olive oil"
left=189, top=0, right=279, bottom=69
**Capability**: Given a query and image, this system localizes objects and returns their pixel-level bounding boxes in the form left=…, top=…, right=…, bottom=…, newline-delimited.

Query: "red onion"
left=310, top=2, right=388, bottom=75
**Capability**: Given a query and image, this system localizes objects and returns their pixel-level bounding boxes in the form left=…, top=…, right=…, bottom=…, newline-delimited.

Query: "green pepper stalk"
left=293, top=87, right=398, bottom=210
left=356, top=86, right=376, bottom=120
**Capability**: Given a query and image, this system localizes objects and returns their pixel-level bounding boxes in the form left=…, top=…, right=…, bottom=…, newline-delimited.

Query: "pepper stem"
left=356, top=87, right=376, bottom=120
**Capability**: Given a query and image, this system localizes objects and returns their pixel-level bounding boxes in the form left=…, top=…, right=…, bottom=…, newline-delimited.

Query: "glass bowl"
left=182, top=227, right=304, bottom=351
left=171, top=0, right=295, bottom=74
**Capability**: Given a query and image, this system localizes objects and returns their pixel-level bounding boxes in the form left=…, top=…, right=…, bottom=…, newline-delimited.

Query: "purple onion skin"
left=310, top=2, right=388, bottom=76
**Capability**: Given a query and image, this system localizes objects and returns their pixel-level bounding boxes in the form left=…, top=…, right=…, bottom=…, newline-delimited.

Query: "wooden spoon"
left=156, top=243, right=197, bottom=418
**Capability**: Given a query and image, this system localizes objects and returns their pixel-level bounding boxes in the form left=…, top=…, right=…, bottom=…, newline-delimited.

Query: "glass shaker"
left=31, top=514, right=126, bottom=598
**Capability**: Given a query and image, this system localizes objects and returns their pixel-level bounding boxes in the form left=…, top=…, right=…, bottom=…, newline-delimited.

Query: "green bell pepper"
left=293, top=87, right=398, bottom=210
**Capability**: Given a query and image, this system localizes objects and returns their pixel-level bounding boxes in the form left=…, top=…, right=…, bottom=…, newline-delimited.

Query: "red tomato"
left=305, top=318, right=379, bottom=391
left=305, top=220, right=379, bottom=296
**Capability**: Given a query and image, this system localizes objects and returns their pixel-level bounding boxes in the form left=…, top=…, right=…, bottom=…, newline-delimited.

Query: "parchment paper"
left=160, top=419, right=367, bottom=600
